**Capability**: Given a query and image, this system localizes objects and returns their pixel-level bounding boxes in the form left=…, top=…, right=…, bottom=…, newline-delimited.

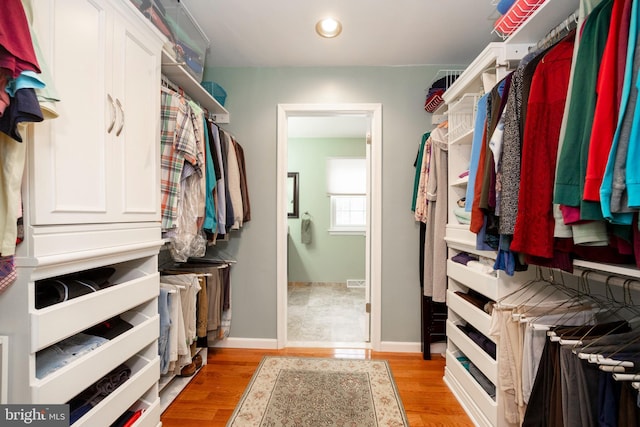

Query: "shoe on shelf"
left=178, top=362, right=196, bottom=377
left=193, top=353, right=203, bottom=370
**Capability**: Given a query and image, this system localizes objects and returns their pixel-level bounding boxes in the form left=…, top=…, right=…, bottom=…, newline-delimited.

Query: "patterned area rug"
left=227, top=356, right=408, bottom=426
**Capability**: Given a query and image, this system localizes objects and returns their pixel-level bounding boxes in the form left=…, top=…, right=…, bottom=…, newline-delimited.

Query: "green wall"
left=287, top=137, right=366, bottom=283
left=203, top=65, right=445, bottom=343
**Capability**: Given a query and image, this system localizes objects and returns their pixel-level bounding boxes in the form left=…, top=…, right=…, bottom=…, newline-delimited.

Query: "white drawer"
left=447, top=260, right=498, bottom=301
left=32, top=314, right=159, bottom=403
left=73, top=355, right=160, bottom=427
left=447, top=289, right=492, bottom=339
left=445, top=349, right=497, bottom=426
left=31, top=273, right=159, bottom=352
left=446, top=319, right=497, bottom=384
left=134, top=396, right=162, bottom=427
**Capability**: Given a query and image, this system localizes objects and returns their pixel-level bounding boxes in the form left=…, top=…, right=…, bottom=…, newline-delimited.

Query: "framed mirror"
left=287, top=172, right=299, bottom=218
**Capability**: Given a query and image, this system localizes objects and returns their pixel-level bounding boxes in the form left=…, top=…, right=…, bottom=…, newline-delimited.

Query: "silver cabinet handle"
left=115, top=98, right=124, bottom=136
left=107, top=94, right=116, bottom=133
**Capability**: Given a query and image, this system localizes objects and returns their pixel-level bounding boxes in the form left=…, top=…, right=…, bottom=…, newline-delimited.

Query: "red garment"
left=617, top=0, right=633, bottom=105
left=584, top=0, right=630, bottom=201
left=122, top=410, right=142, bottom=427
left=511, top=35, right=575, bottom=259
left=0, top=0, right=40, bottom=78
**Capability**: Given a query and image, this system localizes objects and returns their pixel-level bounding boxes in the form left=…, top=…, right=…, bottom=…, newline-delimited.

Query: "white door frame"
left=276, top=103, right=382, bottom=350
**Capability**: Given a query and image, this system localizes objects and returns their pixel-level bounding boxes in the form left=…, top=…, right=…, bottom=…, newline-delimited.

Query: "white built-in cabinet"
left=0, top=1, right=165, bottom=426
left=441, top=1, right=580, bottom=426
left=29, top=0, right=161, bottom=226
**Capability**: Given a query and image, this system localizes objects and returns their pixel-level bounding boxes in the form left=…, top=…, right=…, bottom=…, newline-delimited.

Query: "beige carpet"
left=227, top=356, right=408, bottom=426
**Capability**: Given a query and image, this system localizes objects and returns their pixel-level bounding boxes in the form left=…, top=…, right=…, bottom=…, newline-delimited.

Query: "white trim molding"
left=276, top=103, right=383, bottom=351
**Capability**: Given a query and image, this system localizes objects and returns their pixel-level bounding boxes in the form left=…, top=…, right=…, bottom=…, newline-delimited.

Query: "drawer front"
left=32, top=273, right=159, bottom=352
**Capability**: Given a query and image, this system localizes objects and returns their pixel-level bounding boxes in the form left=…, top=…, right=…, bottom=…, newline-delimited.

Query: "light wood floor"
left=160, top=347, right=474, bottom=427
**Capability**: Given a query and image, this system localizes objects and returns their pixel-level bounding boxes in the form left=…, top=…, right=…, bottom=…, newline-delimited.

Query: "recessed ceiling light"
left=316, top=17, right=342, bottom=38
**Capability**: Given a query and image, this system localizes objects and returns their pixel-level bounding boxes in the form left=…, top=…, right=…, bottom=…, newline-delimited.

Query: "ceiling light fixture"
left=315, top=17, right=342, bottom=38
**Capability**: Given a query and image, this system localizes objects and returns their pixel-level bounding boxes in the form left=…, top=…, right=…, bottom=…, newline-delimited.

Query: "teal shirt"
left=203, top=117, right=218, bottom=233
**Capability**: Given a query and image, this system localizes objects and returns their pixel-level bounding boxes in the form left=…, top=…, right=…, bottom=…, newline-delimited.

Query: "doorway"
left=276, top=103, right=382, bottom=350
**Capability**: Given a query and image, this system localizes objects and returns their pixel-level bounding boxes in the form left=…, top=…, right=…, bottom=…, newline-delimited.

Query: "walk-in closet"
left=3, top=0, right=640, bottom=426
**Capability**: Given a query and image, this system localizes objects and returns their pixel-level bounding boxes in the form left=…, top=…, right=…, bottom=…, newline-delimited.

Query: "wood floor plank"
left=160, top=347, right=474, bottom=426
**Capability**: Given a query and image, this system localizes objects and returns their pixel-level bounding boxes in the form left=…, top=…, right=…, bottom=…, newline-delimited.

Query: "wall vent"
left=347, top=279, right=365, bottom=288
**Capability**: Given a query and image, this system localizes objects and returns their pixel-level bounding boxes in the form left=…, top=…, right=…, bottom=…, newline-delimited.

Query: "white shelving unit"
left=442, top=1, right=584, bottom=426
left=161, top=47, right=230, bottom=123
left=146, top=1, right=227, bottom=410
left=0, top=1, right=166, bottom=426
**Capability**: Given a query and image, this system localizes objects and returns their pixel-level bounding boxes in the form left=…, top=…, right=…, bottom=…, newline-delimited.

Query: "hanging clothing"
left=160, top=89, right=199, bottom=231
left=553, top=0, right=614, bottom=220
left=583, top=0, right=632, bottom=202
left=600, top=0, right=640, bottom=223
left=414, top=134, right=432, bottom=223
left=0, top=0, right=40, bottom=78
left=511, top=32, right=575, bottom=259
left=225, top=133, right=244, bottom=229
left=422, top=125, right=448, bottom=303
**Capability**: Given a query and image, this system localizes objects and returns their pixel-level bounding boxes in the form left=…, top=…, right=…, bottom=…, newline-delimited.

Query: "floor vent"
left=347, top=279, right=366, bottom=288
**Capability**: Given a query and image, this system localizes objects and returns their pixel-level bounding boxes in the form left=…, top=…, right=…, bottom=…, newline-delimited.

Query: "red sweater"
left=511, top=34, right=575, bottom=259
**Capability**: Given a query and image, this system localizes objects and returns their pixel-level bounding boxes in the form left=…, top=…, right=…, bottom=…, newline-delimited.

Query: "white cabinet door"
left=109, top=6, right=161, bottom=223
left=28, top=0, right=161, bottom=225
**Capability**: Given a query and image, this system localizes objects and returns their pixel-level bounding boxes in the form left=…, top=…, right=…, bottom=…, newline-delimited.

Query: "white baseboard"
left=210, top=337, right=279, bottom=349
left=378, top=341, right=422, bottom=353
left=210, top=338, right=437, bottom=355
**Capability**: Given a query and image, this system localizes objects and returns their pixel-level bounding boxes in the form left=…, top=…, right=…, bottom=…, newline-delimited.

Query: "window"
left=330, top=195, right=366, bottom=234
left=326, top=157, right=366, bottom=234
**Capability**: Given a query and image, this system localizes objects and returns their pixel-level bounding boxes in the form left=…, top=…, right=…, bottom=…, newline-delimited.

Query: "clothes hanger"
left=520, top=270, right=596, bottom=326
left=496, top=266, right=553, bottom=307
left=574, top=278, right=640, bottom=361
left=555, top=275, right=640, bottom=346
left=509, top=268, right=582, bottom=321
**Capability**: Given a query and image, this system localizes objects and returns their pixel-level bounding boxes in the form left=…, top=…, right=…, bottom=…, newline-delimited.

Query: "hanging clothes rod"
left=161, top=74, right=221, bottom=122
left=161, top=74, right=180, bottom=93
left=571, top=266, right=640, bottom=290
left=532, top=10, right=579, bottom=52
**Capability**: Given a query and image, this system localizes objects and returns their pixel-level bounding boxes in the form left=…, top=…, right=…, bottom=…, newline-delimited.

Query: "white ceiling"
left=179, top=0, right=503, bottom=68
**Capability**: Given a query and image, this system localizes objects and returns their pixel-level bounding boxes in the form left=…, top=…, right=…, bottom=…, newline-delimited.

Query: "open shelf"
left=162, top=49, right=229, bottom=123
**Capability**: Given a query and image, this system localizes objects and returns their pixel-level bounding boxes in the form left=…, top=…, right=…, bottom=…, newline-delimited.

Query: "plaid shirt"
left=160, top=91, right=200, bottom=230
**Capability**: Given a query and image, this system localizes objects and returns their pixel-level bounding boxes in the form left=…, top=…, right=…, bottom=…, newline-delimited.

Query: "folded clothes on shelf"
left=36, top=333, right=109, bottom=379
left=84, top=316, right=134, bottom=340
left=450, top=251, right=478, bottom=266
left=35, top=267, right=116, bottom=308
left=68, top=363, right=132, bottom=424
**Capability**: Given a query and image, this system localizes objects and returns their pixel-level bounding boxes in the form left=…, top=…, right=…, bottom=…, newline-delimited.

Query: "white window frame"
left=329, top=194, right=366, bottom=235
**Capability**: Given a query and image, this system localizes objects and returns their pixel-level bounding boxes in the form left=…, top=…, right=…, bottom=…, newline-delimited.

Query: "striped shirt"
left=160, top=90, right=200, bottom=230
